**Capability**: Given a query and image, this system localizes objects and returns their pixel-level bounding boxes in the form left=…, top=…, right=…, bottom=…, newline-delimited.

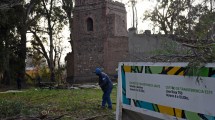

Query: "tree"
left=62, top=0, right=73, bottom=49
left=0, top=3, right=20, bottom=85
left=16, top=0, right=39, bottom=82
left=194, top=11, right=215, bottom=40
left=144, top=0, right=203, bottom=35
left=30, top=0, right=67, bottom=82
left=0, top=0, right=66, bottom=85
left=62, top=0, right=74, bottom=79
left=0, top=0, right=40, bottom=86
left=203, top=0, right=215, bottom=12
left=144, top=0, right=215, bottom=64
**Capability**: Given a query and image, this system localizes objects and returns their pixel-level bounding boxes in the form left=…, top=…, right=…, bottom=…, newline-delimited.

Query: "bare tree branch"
left=30, top=28, right=51, bottom=67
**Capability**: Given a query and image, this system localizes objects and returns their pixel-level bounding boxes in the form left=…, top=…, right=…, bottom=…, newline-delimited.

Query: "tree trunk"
left=0, top=31, right=3, bottom=84
left=18, top=0, right=37, bottom=83
left=69, top=18, right=74, bottom=79
left=2, top=28, right=11, bottom=85
left=48, top=16, right=55, bottom=82
left=42, top=0, right=55, bottom=82
left=20, top=28, right=27, bottom=82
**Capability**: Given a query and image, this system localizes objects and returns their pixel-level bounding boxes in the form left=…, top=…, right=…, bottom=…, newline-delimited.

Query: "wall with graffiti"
left=119, top=62, right=215, bottom=120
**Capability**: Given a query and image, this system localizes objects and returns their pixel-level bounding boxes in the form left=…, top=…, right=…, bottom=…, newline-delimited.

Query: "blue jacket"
left=98, top=72, right=113, bottom=91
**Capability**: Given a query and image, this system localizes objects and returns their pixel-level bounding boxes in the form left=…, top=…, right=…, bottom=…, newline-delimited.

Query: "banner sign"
left=118, top=62, right=215, bottom=120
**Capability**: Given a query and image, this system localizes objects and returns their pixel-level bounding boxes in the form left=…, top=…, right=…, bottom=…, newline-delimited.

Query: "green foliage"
left=144, top=0, right=213, bottom=37
left=0, top=2, right=25, bottom=85
left=29, top=0, right=70, bottom=82
left=144, top=0, right=191, bottom=34
left=62, top=0, right=73, bottom=26
left=0, top=0, right=72, bottom=84
left=194, top=12, right=215, bottom=40
left=39, top=66, right=51, bottom=81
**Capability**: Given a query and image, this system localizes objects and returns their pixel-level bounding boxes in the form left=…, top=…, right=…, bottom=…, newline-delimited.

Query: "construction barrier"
left=116, top=62, right=215, bottom=120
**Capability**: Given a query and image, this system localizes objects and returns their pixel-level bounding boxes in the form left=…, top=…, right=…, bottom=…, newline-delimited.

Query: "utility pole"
left=130, top=0, right=137, bottom=29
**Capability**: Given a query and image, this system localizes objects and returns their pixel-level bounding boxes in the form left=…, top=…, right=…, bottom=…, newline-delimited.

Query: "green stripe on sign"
left=145, top=66, right=163, bottom=74
left=185, top=111, right=201, bottom=120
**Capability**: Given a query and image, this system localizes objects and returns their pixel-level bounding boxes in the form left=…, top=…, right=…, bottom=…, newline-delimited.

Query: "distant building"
left=65, top=0, right=188, bottom=84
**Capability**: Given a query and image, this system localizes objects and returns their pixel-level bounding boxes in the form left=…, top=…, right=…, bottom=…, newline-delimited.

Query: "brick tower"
left=66, top=0, right=128, bottom=83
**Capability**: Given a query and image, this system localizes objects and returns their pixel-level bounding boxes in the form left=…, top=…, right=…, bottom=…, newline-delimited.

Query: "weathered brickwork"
left=66, top=0, right=128, bottom=83
left=104, top=37, right=128, bottom=74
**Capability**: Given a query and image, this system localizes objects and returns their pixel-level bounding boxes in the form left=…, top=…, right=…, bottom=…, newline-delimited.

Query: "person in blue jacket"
left=94, top=68, right=113, bottom=109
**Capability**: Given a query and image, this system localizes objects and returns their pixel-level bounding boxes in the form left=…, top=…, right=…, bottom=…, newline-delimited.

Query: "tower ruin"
left=66, top=0, right=128, bottom=83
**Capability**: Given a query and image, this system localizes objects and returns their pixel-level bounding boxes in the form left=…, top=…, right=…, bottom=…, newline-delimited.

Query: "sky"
left=115, top=0, right=157, bottom=33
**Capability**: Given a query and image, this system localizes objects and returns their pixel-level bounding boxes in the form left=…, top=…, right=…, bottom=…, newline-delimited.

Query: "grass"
left=0, top=87, right=117, bottom=120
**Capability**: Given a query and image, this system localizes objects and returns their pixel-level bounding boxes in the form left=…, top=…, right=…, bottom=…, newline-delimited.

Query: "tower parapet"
left=75, top=0, right=113, bottom=6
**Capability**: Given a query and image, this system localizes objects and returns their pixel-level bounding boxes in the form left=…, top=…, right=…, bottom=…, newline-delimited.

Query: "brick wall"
left=66, top=0, right=128, bottom=83
left=104, top=36, right=128, bottom=75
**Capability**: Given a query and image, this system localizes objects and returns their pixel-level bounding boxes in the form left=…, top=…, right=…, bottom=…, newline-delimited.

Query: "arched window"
left=87, top=18, right=93, bottom=31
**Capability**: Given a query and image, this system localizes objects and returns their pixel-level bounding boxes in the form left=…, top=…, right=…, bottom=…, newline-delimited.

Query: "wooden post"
left=116, top=63, right=122, bottom=120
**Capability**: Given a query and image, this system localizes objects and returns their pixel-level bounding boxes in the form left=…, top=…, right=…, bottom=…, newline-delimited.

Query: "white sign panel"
left=126, top=73, right=215, bottom=116
left=116, top=62, right=215, bottom=120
